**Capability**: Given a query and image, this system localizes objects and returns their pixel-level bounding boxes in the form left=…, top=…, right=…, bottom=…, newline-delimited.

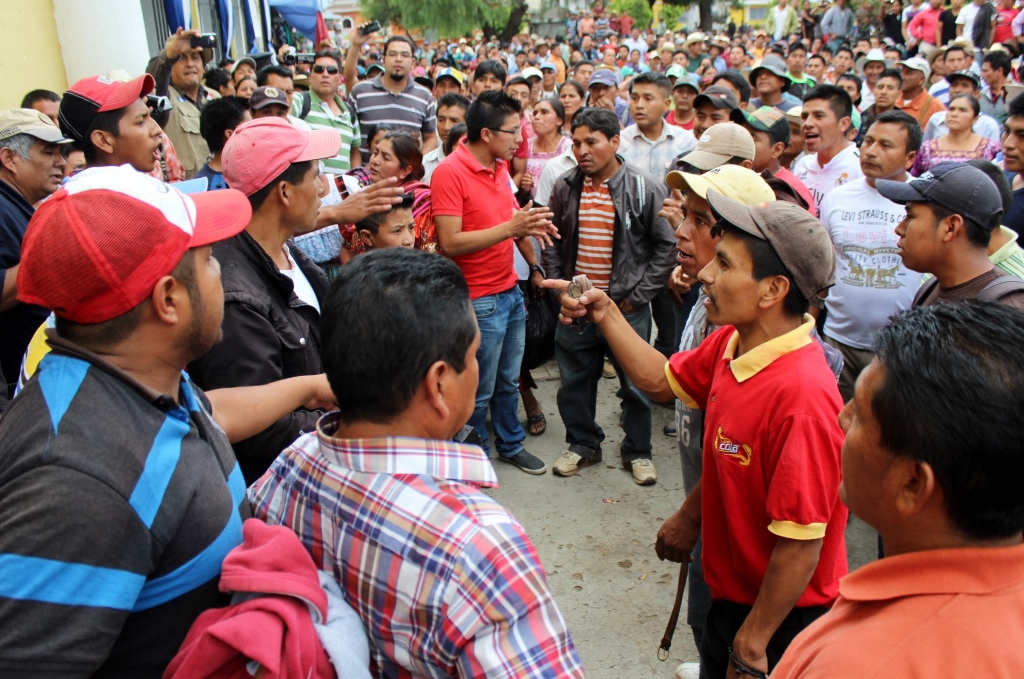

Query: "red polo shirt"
left=665, top=319, right=847, bottom=607
left=431, top=140, right=519, bottom=299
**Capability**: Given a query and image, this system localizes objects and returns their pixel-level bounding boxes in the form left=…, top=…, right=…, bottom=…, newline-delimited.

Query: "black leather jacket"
left=187, top=231, right=328, bottom=484
left=542, top=159, right=676, bottom=308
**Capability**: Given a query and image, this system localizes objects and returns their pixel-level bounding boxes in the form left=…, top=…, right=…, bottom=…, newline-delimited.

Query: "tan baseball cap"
left=0, top=109, right=74, bottom=145
left=706, top=191, right=836, bottom=302
left=665, top=165, right=775, bottom=204
left=676, top=123, right=755, bottom=172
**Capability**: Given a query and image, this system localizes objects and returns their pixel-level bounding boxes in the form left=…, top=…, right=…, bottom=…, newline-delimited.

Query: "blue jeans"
left=554, top=305, right=653, bottom=463
left=468, top=286, right=527, bottom=458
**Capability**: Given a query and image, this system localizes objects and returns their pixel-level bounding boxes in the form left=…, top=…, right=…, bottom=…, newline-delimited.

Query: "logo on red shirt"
left=714, top=427, right=752, bottom=466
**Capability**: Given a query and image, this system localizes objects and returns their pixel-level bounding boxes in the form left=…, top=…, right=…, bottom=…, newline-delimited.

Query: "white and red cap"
left=18, top=165, right=251, bottom=324
left=222, top=117, right=342, bottom=196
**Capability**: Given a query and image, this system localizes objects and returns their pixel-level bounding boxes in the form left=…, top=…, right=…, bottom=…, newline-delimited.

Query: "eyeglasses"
left=489, top=126, right=522, bottom=136
left=313, top=64, right=339, bottom=74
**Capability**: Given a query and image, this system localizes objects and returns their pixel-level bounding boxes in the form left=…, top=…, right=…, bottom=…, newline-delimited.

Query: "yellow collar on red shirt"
left=724, top=315, right=814, bottom=382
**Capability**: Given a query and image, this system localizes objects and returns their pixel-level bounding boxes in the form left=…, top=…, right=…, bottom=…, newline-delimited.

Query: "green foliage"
left=610, top=0, right=652, bottom=29
left=361, top=0, right=515, bottom=37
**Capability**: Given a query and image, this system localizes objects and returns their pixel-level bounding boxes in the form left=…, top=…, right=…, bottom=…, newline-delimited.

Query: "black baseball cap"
left=876, top=162, right=1003, bottom=231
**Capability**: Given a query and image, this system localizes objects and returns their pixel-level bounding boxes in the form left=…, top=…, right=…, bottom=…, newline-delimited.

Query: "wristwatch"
left=528, top=264, right=543, bottom=276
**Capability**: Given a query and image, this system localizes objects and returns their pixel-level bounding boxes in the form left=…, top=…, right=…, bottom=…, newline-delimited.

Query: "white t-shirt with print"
left=790, top=143, right=864, bottom=213
left=819, top=177, right=923, bottom=349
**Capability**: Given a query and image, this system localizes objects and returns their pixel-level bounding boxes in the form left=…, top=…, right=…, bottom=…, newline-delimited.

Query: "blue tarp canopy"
left=269, top=0, right=320, bottom=37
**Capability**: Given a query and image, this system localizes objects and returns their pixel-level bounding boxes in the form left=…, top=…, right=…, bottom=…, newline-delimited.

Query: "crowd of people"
left=1, top=3, right=1024, bottom=677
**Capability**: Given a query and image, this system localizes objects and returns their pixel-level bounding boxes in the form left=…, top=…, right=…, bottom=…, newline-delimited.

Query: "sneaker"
left=498, top=449, right=547, bottom=475
left=602, top=359, right=616, bottom=379
left=674, top=662, right=700, bottom=679
left=552, top=450, right=602, bottom=477
left=630, top=458, right=658, bottom=485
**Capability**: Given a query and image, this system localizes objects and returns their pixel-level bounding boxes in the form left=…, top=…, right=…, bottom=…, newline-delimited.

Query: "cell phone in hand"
left=360, top=20, right=381, bottom=36
left=191, top=33, right=217, bottom=49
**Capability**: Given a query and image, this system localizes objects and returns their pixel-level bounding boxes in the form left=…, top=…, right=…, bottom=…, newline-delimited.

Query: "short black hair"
left=630, top=72, right=672, bottom=98
left=788, top=42, right=807, bottom=56
left=354, top=192, right=415, bottom=235
left=437, top=92, right=470, bottom=112
left=712, top=71, right=751, bottom=104
left=870, top=110, right=923, bottom=153
left=572, top=60, right=594, bottom=73
left=204, top=67, right=232, bottom=92
left=464, top=89, right=520, bottom=142
left=983, top=50, right=1012, bottom=77
left=314, top=49, right=342, bottom=70
left=876, top=67, right=903, bottom=86
left=474, top=59, right=507, bottom=84
left=246, top=160, right=315, bottom=211
left=505, top=76, right=530, bottom=89
left=444, top=122, right=467, bottom=155
left=199, top=96, right=249, bottom=153
left=928, top=202, right=992, bottom=248
left=711, top=223, right=810, bottom=317
left=320, top=248, right=478, bottom=424
left=837, top=72, right=862, bottom=92
left=944, top=45, right=968, bottom=59
left=835, top=47, right=854, bottom=59
left=818, top=45, right=833, bottom=57
left=570, top=107, right=620, bottom=140
left=808, top=54, right=827, bottom=67
left=256, top=64, right=294, bottom=86
left=1009, top=88, right=1024, bottom=119
left=384, top=35, right=417, bottom=56
left=803, top=83, right=853, bottom=122
left=21, top=89, right=60, bottom=108
left=81, top=109, right=123, bottom=163
left=967, top=159, right=1014, bottom=215
left=872, top=301, right=1024, bottom=540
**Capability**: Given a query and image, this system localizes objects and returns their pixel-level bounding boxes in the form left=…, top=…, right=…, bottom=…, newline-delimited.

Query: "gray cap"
left=876, top=162, right=1003, bottom=231
left=706, top=191, right=836, bottom=302
left=749, top=55, right=792, bottom=87
left=946, top=69, right=981, bottom=91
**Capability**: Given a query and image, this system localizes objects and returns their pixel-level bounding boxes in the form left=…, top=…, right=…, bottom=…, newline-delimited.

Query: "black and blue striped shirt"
left=0, top=336, right=247, bottom=677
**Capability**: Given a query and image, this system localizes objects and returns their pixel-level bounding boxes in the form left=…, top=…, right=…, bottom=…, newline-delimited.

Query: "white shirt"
left=956, top=1, right=981, bottom=41
left=281, top=247, right=321, bottom=313
left=617, top=122, right=696, bottom=178
left=790, top=144, right=864, bottom=213
left=772, top=6, right=790, bottom=40
left=423, top=146, right=445, bottom=184
left=860, top=83, right=875, bottom=111
left=922, top=110, right=1002, bottom=143
left=819, top=177, right=923, bottom=349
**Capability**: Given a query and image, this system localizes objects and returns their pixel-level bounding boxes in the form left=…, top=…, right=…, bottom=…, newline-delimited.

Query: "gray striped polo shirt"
left=347, top=75, right=437, bottom=161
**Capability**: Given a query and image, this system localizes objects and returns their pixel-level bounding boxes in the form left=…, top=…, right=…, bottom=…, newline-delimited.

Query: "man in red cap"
left=187, top=117, right=343, bottom=484
left=0, top=165, right=336, bottom=676
left=59, top=74, right=163, bottom=174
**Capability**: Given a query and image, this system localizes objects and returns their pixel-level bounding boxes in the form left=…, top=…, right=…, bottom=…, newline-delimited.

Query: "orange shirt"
left=899, top=89, right=946, bottom=127
left=574, top=177, right=616, bottom=290
left=772, top=541, right=1024, bottom=678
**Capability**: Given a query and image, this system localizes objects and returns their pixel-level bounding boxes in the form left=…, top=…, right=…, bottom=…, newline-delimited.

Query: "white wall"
left=53, top=0, right=154, bottom=83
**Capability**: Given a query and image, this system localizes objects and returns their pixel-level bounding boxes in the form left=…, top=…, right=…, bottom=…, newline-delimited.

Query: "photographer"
left=146, top=27, right=216, bottom=178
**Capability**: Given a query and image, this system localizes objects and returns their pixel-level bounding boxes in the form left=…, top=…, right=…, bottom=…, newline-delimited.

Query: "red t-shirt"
left=995, top=7, right=1019, bottom=44
left=665, top=110, right=694, bottom=130
left=431, top=140, right=519, bottom=299
left=666, top=322, right=848, bottom=607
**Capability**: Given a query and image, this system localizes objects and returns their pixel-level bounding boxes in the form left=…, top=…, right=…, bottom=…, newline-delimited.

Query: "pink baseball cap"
left=19, top=165, right=251, bottom=324
left=222, top=118, right=342, bottom=196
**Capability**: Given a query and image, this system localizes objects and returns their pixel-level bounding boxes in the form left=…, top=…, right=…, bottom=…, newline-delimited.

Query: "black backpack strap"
left=298, top=91, right=311, bottom=120
left=979, top=274, right=1024, bottom=301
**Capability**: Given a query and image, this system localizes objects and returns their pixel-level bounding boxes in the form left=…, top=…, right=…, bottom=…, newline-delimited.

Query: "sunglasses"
left=313, top=64, right=339, bottom=74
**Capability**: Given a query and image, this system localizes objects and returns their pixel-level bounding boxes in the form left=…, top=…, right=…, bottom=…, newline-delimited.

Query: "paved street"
left=485, top=360, right=876, bottom=678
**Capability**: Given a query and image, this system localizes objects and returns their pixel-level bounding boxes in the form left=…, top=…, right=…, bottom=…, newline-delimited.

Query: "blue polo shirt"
left=0, top=180, right=49, bottom=398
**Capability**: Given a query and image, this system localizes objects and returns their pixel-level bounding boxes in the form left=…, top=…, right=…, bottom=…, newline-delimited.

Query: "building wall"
left=1, top=0, right=67, bottom=109
left=53, top=0, right=153, bottom=85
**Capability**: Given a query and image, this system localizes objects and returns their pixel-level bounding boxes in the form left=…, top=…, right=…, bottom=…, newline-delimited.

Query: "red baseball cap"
left=59, top=74, right=155, bottom=142
left=221, top=117, right=342, bottom=196
left=18, top=165, right=251, bottom=324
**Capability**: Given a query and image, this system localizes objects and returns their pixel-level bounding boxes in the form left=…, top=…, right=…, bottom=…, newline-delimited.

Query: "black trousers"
left=699, top=599, right=829, bottom=679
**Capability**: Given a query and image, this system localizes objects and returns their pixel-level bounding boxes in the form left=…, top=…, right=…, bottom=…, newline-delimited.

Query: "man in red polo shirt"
left=433, top=90, right=557, bottom=474
left=546, top=196, right=847, bottom=678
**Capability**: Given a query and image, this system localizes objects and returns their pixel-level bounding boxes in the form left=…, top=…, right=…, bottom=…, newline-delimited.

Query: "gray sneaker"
left=630, top=458, right=658, bottom=485
left=498, top=449, right=548, bottom=475
left=552, top=450, right=602, bottom=477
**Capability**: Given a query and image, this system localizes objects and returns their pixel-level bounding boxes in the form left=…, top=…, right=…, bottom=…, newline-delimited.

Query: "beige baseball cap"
left=0, top=109, right=74, bottom=145
left=676, top=123, right=755, bottom=172
left=665, top=165, right=775, bottom=204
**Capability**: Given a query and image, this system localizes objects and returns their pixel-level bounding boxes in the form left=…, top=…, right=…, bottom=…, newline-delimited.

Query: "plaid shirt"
left=249, top=413, right=585, bottom=679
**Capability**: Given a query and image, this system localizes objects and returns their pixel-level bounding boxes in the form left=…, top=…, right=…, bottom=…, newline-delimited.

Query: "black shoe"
left=498, top=449, right=548, bottom=475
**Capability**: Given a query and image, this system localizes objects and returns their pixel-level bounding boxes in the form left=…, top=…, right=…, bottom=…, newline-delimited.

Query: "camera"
left=282, top=51, right=316, bottom=65
left=190, top=33, right=217, bottom=49
left=360, top=20, right=381, bottom=37
left=145, top=94, right=172, bottom=114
